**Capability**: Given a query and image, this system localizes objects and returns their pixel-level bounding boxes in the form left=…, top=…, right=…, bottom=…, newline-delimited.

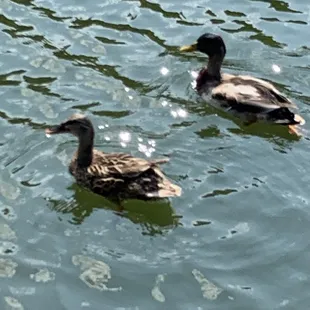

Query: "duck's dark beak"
left=179, top=43, right=198, bottom=52
left=45, top=124, right=68, bottom=135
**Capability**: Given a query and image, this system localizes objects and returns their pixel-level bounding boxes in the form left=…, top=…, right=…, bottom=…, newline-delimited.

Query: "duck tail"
left=268, top=107, right=305, bottom=125
left=150, top=158, right=170, bottom=166
left=159, top=179, right=182, bottom=197
left=146, top=182, right=182, bottom=198
left=145, top=167, right=182, bottom=198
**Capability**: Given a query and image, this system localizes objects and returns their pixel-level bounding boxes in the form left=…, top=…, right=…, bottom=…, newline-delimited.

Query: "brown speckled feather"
left=69, top=149, right=181, bottom=199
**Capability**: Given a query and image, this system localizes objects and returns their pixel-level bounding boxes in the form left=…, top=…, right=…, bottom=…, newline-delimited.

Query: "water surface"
left=1, top=0, right=310, bottom=309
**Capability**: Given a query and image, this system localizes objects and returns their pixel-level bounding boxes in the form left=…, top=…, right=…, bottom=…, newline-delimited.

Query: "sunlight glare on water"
left=160, top=67, right=169, bottom=76
left=170, top=108, right=188, bottom=118
left=272, top=64, right=281, bottom=74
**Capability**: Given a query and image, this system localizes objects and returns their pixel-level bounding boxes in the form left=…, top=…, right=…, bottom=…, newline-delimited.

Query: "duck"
left=45, top=114, right=181, bottom=200
left=180, top=33, right=305, bottom=135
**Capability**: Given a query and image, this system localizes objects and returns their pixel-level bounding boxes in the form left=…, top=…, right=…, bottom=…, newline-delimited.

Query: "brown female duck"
left=180, top=33, right=305, bottom=135
left=45, top=114, right=181, bottom=199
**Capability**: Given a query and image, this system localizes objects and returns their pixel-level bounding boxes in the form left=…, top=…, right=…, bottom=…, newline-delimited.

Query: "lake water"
left=1, top=0, right=310, bottom=309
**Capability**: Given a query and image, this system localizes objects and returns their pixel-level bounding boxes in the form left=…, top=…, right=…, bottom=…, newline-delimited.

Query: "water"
left=0, top=0, right=310, bottom=309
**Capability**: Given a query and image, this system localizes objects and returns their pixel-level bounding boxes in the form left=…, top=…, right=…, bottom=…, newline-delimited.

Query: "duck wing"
left=211, top=74, right=296, bottom=113
left=85, top=151, right=181, bottom=198
left=88, top=151, right=168, bottom=178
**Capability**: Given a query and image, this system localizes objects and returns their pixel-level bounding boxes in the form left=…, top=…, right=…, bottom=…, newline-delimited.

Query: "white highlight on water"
left=160, top=67, right=169, bottom=76
left=190, top=70, right=199, bottom=78
left=119, top=131, right=131, bottom=143
left=171, top=108, right=188, bottom=118
left=272, top=64, right=281, bottom=73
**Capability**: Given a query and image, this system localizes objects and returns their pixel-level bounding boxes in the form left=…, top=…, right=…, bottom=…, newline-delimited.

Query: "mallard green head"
left=45, top=113, right=94, bottom=138
left=180, top=33, right=226, bottom=58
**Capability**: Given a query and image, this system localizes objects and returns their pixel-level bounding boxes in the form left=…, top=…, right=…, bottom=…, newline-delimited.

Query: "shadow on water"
left=48, top=184, right=181, bottom=236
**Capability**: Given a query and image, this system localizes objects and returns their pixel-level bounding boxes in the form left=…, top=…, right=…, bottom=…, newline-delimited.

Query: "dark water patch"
left=139, top=0, right=181, bottom=20
left=95, top=36, right=126, bottom=46
left=93, top=110, right=133, bottom=119
left=32, top=6, right=71, bottom=22
left=202, top=188, right=238, bottom=199
left=0, top=70, right=26, bottom=86
left=286, top=20, right=307, bottom=25
left=71, top=102, right=100, bottom=110
left=251, top=0, right=302, bottom=14
left=0, top=14, right=33, bottom=34
left=177, top=20, right=204, bottom=26
left=192, top=220, right=211, bottom=227
left=249, top=33, right=286, bottom=48
left=210, top=19, right=226, bottom=25
left=224, top=10, right=246, bottom=17
left=195, top=126, right=222, bottom=139
left=20, top=179, right=41, bottom=188
left=23, top=75, right=57, bottom=84
left=0, top=111, right=48, bottom=130
left=260, top=17, right=280, bottom=22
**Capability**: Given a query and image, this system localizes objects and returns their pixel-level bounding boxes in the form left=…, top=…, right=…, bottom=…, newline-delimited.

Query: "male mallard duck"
left=180, top=33, right=305, bottom=135
left=45, top=114, right=181, bottom=200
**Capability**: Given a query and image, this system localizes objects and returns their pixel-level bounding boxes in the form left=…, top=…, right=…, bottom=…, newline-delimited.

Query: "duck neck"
left=207, top=54, right=223, bottom=80
left=77, top=130, right=94, bottom=167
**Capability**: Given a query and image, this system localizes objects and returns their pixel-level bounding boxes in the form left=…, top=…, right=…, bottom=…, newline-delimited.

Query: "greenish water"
left=1, top=0, right=310, bottom=308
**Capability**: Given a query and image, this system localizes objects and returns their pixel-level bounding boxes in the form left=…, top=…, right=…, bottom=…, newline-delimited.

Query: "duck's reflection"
left=48, top=184, right=181, bottom=236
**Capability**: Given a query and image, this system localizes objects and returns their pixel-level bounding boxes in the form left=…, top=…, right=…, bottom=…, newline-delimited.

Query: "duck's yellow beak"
left=179, top=43, right=197, bottom=52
